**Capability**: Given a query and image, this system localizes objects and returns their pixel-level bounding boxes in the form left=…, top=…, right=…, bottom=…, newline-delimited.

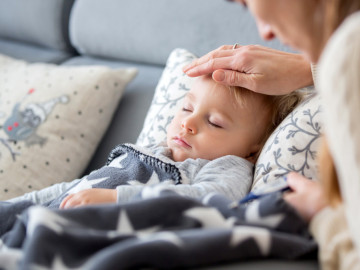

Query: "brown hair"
left=324, top=0, right=360, bottom=39
left=229, top=85, right=304, bottom=160
left=319, top=0, right=359, bottom=205
left=318, top=137, right=342, bottom=206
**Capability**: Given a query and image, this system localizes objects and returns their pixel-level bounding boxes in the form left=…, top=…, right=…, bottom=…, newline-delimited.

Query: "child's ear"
left=245, top=144, right=262, bottom=164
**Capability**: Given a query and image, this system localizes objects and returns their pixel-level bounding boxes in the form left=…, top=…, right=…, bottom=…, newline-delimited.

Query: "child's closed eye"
left=182, top=104, right=193, bottom=112
left=208, top=120, right=223, bottom=128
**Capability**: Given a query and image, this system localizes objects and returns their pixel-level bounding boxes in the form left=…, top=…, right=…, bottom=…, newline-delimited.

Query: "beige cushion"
left=0, top=54, right=137, bottom=199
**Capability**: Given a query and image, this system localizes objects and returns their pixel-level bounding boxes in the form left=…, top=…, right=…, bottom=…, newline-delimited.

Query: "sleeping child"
left=7, top=74, right=302, bottom=209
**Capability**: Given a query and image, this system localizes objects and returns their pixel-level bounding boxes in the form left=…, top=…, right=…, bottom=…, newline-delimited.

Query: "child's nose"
left=181, top=118, right=197, bottom=134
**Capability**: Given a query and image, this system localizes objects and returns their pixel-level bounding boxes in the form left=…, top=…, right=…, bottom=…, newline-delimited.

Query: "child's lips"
left=173, top=136, right=191, bottom=148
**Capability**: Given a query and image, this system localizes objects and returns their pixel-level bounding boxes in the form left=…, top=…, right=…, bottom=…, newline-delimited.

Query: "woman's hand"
left=60, top=188, right=117, bottom=209
left=284, top=172, right=328, bottom=222
left=183, top=45, right=313, bottom=95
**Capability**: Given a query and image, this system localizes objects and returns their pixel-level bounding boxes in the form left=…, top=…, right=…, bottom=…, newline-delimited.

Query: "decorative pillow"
left=252, top=92, right=323, bottom=190
left=136, top=48, right=197, bottom=146
left=0, top=54, right=137, bottom=200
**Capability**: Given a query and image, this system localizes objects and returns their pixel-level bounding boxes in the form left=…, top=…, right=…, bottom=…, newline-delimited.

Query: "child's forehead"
left=191, top=75, right=270, bottom=109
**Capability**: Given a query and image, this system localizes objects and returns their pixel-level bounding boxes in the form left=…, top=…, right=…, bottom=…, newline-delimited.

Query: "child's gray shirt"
left=8, top=143, right=253, bottom=205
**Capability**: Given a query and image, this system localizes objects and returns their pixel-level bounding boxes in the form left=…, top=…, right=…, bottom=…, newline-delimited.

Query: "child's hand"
left=60, top=188, right=117, bottom=209
left=284, top=172, right=328, bottom=222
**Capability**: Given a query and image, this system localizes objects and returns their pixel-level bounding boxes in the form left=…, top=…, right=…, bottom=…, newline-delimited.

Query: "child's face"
left=167, top=76, right=270, bottom=162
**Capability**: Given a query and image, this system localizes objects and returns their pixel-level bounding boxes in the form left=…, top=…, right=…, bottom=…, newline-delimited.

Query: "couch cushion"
left=0, top=0, right=75, bottom=51
left=0, top=54, right=137, bottom=200
left=0, top=39, right=75, bottom=64
left=69, top=0, right=291, bottom=66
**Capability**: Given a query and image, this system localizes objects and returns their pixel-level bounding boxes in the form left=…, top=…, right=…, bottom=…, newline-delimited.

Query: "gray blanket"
left=0, top=190, right=316, bottom=269
left=0, top=144, right=317, bottom=269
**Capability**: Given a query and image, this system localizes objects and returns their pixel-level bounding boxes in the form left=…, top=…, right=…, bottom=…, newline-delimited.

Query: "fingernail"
left=183, top=64, right=190, bottom=72
left=213, top=70, right=225, bottom=81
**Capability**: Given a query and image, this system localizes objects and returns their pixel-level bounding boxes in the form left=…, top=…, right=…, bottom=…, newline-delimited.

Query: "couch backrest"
left=0, top=0, right=74, bottom=51
left=69, top=0, right=291, bottom=66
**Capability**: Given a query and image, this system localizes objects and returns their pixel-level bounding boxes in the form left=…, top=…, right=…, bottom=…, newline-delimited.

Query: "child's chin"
left=171, top=150, right=190, bottom=162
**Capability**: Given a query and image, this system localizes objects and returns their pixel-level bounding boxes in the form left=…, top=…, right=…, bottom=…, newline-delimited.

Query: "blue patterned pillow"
left=252, top=93, right=323, bottom=190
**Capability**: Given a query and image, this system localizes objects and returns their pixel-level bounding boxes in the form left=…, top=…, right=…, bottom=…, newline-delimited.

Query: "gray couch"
left=0, top=0, right=318, bottom=269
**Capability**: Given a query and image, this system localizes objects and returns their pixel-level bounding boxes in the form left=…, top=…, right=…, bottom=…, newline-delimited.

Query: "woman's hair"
left=324, top=0, right=360, bottom=38
left=318, top=137, right=342, bottom=206
left=319, top=0, right=359, bottom=206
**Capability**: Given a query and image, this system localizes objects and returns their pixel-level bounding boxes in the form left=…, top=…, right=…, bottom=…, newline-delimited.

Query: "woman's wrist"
left=293, top=54, right=314, bottom=89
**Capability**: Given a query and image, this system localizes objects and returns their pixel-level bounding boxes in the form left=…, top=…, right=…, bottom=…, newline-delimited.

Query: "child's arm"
left=60, top=188, right=117, bottom=209
left=115, top=155, right=253, bottom=203
left=60, top=156, right=252, bottom=208
left=7, top=178, right=81, bottom=205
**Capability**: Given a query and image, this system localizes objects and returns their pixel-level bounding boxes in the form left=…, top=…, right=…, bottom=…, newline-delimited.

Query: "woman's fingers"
left=212, top=69, right=258, bottom=90
left=183, top=45, right=241, bottom=75
left=183, top=45, right=313, bottom=95
left=284, top=172, right=328, bottom=222
left=185, top=55, right=239, bottom=77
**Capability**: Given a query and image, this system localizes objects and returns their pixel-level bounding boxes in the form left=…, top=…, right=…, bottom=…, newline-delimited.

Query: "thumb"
left=212, top=69, right=252, bottom=89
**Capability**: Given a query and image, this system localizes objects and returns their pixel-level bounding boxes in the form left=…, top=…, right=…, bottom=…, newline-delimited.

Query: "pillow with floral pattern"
left=136, top=48, right=197, bottom=146
left=252, top=93, right=322, bottom=190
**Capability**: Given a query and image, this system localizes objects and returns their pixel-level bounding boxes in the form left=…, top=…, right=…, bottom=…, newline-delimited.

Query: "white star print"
left=230, top=226, right=271, bottom=256
left=108, top=153, right=128, bottom=169
left=245, top=200, right=284, bottom=227
left=116, top=210, right=134, bottom=234
left=107, top=210, right=161, bottom=239
left=127, top=171, right=161, bottom=186
left=140, top=181, right=175, bottom=199
left=27, top=206, right=70, bottom=235
left=184, top=207, right=232, bottom=229
left=138, top=232, right=184, bottom=248
left=0, top=246, right=22, bottom=270
left=66, top=177, right=108, bottom=195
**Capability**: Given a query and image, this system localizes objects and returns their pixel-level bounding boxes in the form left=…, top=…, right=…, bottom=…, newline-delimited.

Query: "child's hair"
left=229, top=85, right=304, bottom=160
left=318, top=137, right=342, bottom=206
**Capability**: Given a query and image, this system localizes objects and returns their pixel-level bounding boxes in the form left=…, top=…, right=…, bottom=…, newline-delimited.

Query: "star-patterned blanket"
left=0, top=189, right=317, bottom=269
left=46, top=144, right=183, bottom=209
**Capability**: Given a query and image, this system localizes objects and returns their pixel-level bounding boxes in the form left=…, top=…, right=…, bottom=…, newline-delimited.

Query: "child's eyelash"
left=209, top=120, right=222, bottom=128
